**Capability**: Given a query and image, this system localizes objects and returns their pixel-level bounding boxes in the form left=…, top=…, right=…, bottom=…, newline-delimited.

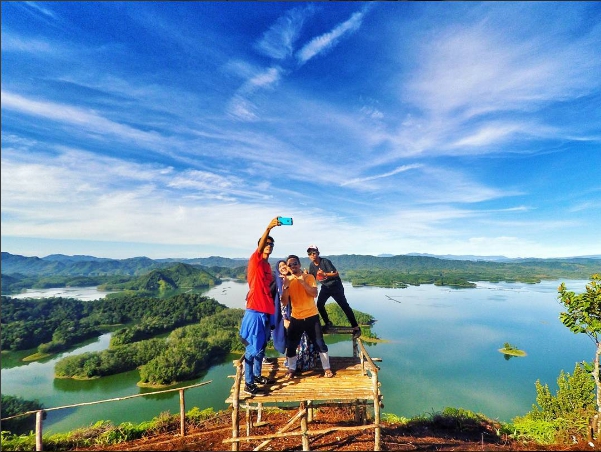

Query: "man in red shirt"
left=239, top=217, right=281, bottom=395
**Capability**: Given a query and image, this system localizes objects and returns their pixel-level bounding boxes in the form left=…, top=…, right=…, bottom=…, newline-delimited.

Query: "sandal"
left=323, top=369, right=334, bottom=378
left=284, top=371, right=297, bottom=380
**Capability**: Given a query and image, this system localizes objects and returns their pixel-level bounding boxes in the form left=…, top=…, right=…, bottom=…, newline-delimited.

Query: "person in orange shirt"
left=281, top=254, right=334, bottom=379
left=239, top=217, right=281, bottom=395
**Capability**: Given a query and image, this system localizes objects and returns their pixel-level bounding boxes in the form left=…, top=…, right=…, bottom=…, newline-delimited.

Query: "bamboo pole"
left=246, top=406, right=252, bottom=437
left=254, top=407, right=306, bottom=451
left=257, top=402, right=263, bottom=424
left=223, top=423, right=377, bottom=444
left=1, top=381, right=212, bottom=421
left=300, top=401, right=310, bottom=451
left=179, top=389, right=186, bottom=437
left=35, top=410, right=43, bottom=452
left=372, top=373, right=381, bottom=451
left=231, top=357, right=244, bottom=451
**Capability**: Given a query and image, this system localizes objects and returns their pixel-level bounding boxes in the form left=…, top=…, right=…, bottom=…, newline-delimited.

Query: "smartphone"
left=277, top=216, right=293, bottom=226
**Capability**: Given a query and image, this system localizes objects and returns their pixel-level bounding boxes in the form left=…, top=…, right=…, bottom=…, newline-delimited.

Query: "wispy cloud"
left=1, top=32, right=55, bottom=53
left=397, top=9, right=601, bottom=159
left=341, top=164, right=422, bottom=186
left=1, top=91, right=166, bottom=148
left=254, top=5, right=315, bottom=60
left=24, top=1, right=58, bottom=19
left=296, top=10, right=366, bottom=66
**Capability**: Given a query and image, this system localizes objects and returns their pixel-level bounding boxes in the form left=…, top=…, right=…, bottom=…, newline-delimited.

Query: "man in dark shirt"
left=305, top=245, right=361, bottom=338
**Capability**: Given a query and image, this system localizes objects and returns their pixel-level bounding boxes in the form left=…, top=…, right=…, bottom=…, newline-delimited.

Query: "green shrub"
left=512, top=362, right=595, bottom=444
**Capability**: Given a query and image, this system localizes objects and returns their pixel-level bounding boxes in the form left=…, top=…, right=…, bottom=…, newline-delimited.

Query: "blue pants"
left=239, top=310, right=270, bottom=385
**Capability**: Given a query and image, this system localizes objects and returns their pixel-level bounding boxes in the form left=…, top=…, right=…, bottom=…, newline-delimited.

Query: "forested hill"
left=0, top=252, right=247, bottom=277
left=327, top=254, right=600, bottom=287
left=1, top=252, right=599, bottom=289
left=100, top=263, right=219, bottom=291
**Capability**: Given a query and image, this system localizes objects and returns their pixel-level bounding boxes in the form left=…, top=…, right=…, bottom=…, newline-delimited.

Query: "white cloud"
left=1, top=33, right=54, bottom=53
left=254, top=5, right=315, bottom=60
left=1, top=91, right=167, bottom=149
left=296, top=10, right=365, bottom=66
left=341, top=164, right=422, bottom=187
left=24, top=1, right=58, bottom=19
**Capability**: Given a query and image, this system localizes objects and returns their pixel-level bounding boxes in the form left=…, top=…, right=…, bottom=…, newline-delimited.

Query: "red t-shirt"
left=246, top=249, right=275, bottom=314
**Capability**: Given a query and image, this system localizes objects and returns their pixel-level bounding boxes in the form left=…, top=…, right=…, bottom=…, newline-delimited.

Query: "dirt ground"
left=75, top=406, right=592, bottom=451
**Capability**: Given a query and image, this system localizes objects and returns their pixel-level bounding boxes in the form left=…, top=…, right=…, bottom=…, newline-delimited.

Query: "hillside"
left=72, top=406, right=586, bottom=451
left=102, top=262, right=219, bottom=291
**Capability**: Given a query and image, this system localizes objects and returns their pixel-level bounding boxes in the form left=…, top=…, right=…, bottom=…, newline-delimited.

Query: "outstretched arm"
left=257, top=217, right=280, bottom=253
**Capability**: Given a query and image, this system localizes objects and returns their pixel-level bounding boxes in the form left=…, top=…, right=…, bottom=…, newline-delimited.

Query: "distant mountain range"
left=404, top=253, right=601, bottom=261
left=2, top=251, right=599, bottom=278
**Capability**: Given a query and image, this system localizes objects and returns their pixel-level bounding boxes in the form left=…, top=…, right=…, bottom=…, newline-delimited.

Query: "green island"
left=498, top=342, right=527, bottom=357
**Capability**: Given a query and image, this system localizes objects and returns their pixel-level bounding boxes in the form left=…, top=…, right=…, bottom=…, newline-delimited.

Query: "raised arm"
left=257, top=217, right=280, bottom=253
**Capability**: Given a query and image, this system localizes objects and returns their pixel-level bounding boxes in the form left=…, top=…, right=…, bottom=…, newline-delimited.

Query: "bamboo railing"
left=1, top=380, right=212, bottom=451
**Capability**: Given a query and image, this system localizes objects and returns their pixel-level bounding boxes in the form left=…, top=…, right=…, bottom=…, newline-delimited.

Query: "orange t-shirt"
left=246, top=249, right=275, bottom=315
left=288, top=274, right=318, bottom=320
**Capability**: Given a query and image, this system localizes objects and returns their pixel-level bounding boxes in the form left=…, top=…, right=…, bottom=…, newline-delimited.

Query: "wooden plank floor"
left=225, top=356, right=375, bottom=404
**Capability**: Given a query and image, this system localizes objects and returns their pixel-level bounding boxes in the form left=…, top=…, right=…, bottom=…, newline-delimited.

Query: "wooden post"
left=300, top=402, right=310, bottom=451
left=257, top=402, right=263, bottom=424
left=246, top=406, right=252, bottom=437
left=35, top=410, right=43, bottom=451
left=254, top=406, right=306, bottom=451
left=307, top=400, right=313, bottom=423
left=179, top=388, right=186, bottom=437
left=231, top=359, right=243, bottom=451
left=372, top=374, right=381, bottom=451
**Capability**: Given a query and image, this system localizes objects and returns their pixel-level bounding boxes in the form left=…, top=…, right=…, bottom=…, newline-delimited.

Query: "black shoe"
left=244, top=383, right=260, bottom=395
left=322, top=321, right=334, bottom=333
left=352, top=327, right=362, bottom=339
left=254, top=376, right=275, bottom=385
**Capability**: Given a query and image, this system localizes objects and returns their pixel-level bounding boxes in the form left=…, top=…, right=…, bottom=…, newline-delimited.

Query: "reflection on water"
left=1, top=279, right=593, bottom=432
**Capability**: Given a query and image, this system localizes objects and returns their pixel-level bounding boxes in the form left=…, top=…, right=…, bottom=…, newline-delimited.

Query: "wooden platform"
left=225, top=356, right=375, bottom=404
left=224, top=338, right=383, bottom=451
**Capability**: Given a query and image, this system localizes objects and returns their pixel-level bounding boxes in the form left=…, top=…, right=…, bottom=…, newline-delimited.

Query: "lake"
left=1, top=279, right=593, bottom=433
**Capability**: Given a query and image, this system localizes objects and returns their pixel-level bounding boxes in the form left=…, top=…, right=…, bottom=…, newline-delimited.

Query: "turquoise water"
left=1, top=279, right=592, bottom=432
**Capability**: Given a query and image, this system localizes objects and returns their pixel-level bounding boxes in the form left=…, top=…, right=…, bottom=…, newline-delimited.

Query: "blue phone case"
left=278, top=216, right=293, bottom=225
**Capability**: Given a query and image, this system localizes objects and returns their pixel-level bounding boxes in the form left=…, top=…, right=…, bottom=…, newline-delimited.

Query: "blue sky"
left=2, top=2, right=600, bottom=260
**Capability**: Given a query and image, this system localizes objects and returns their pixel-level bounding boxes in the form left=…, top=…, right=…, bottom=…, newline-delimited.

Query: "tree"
left=558, top=274, right=601, bottom=439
